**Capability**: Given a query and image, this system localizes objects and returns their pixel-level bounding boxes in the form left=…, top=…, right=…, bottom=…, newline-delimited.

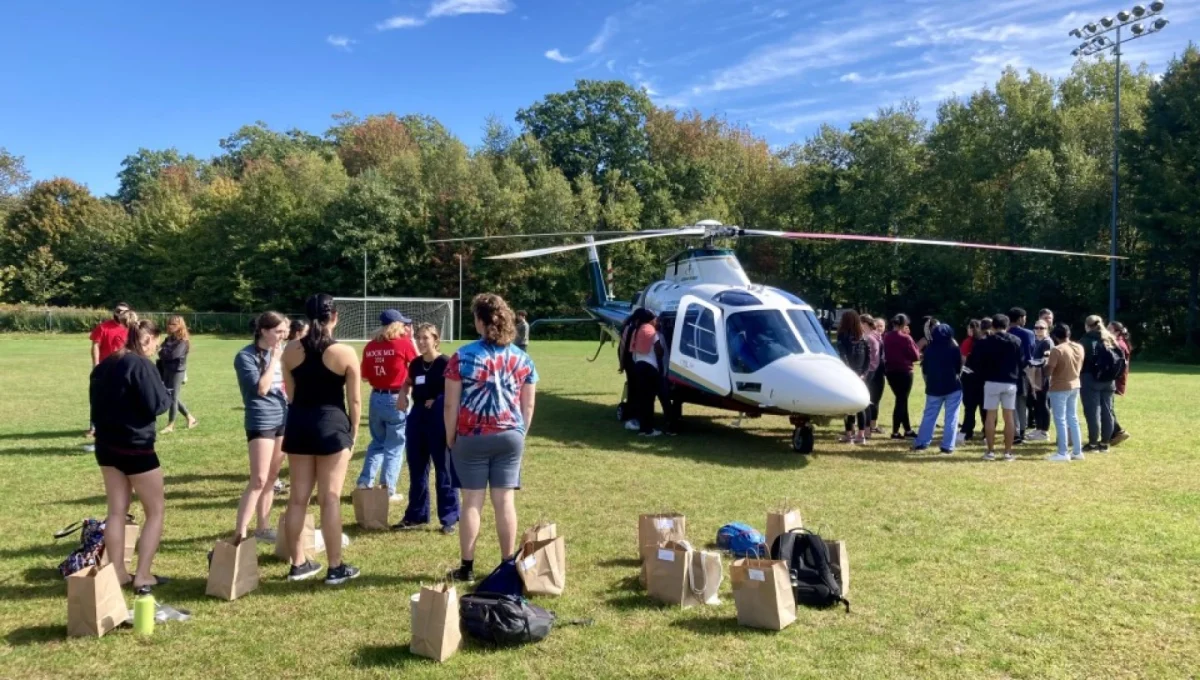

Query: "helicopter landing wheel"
left=792, top=424, right=814, bottom=454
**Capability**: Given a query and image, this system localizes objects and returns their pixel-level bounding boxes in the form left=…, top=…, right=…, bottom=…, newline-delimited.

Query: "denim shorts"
left=450, top=430, right=525, bottom=490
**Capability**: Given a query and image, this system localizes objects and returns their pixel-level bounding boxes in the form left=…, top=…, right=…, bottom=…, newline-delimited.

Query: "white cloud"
left=587, top=17, right=618, bottom=54
left=544, top=49, right=574, bottom=63
left=427, top=0, right=514, bottom=18
left=606, top=59, right=617, bottom=72
left=326, top=35, right=355, bottom=51
left=770, top=9, right=788, bottom=19
left=840, top=72, right=862, bottom=83
left=766, top=105, right=881, bottom=133
left=376, top=16, right=425, bottom=31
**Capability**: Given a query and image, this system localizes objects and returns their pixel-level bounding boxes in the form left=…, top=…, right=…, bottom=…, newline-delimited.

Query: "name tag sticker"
left=749, top=569, right=766, bottom=582
left=654, top=518, right=674, bottom=531
left=415, top=375, right=426, bottom=385
left=657, top=549, right=675, bottom=562
left=522, top=556, right=537, bottom=570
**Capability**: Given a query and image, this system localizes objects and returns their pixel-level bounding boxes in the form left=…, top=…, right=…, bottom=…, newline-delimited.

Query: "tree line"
left=1, top=48, right=1198, bottom=356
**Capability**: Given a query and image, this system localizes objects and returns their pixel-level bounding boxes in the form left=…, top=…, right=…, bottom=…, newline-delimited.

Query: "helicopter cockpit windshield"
left=727, top=309, right=804, bottom=374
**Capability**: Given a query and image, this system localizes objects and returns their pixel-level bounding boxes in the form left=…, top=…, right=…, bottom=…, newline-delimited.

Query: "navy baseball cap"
left=379, top=309, right=412, bottom=325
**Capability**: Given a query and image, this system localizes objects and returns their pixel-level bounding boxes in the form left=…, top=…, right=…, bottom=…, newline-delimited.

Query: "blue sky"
left=3, top=0, right=1196, bottom=197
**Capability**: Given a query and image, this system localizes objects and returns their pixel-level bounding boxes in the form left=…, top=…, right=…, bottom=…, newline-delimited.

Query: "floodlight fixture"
left=1152, top=17, right=1169, bottom=30
left=1149, top=1, right=1165, bottom=11
left=1131, top=4, right=1145, bottom=17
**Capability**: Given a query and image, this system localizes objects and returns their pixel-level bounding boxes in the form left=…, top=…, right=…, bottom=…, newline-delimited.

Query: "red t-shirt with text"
left=90, top=319, right=128, bottom=362
left=361, top=337, right=418, bottom=390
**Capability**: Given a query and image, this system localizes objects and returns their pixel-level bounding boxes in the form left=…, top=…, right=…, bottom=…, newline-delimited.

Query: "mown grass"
left=0, top=335, right=1197, bottom=679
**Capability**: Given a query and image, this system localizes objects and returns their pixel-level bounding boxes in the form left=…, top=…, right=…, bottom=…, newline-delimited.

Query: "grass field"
left=1, top=334, right=1198, bottom=679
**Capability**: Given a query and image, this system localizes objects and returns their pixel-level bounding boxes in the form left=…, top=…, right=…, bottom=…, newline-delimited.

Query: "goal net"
left=331, top=297, right=456, bottom=342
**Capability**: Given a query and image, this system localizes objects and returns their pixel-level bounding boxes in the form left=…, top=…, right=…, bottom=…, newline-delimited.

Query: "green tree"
left=115, top=148, right=202, bottom=206
left=19, top=246, right=72, bottom=304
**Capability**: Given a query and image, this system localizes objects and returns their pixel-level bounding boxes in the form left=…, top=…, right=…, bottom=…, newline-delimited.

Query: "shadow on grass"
left=670, top=617, right=777, bottom=636
left=595, top=558, right=641, bottom=569
left=533, top=391, right=811, bottom=471
left=352, top=645, right=426, bottom=670
left=604, top=575, right=663, bottom=612
left=0, top=544, right=63, bottom=560
left=51, top=487, right=238, bottom=506
left=0, top=429, right=87, bottom=441
left=0, top=446, right=95, bottom=457
left=5, top=624, right=66, bottom=646
left=165, top=472, right=248, bottom=485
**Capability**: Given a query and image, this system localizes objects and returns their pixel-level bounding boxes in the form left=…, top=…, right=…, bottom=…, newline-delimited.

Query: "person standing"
left=630, top=312, right=665, bottom=438
left=289, top=319, right=309, bottom=342
left=957, top=319, right=986, bottom=445
left=1080, top=315, right=1119, bottom=453
left=281, top=294, right=362, bottom=585
left=882, top=314, right=920, bottom=439
left=356, top=310, right=418, bottom=501
left=158, top=315, right=197, bottom=434
left=914, top=324, right=963, bottom=454
left=869, top=316, right=887, bottom=435
left=1109, top=321, right=1133, bottom=445
left=395, top=323, right=460, bottom=534
left=860, top=315, right=883, bottom=439
left=837, top=310, right=871, bottom=445
left=515, top=311, right=531, bottom=353
left=1023, top=319, right=1053, bottom=442
left=444, top=294, right=538, bottom=583
left=969, top=314, right=1023, bottom=461
left=86, top=302, right=133, bottom=440
left=1045, top=323, right=1085, bottom=462
left=233, top=312, right=290, bottom=543
left=90, top=317, right=172, bottom=593
left=1006, top=307, right=1036, bottom=445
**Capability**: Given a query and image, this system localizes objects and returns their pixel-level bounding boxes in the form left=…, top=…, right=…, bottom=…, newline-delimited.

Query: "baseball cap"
left=379, top=309, right=412, bottom=325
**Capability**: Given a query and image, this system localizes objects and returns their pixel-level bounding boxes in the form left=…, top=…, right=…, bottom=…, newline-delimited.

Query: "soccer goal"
left=331, top=297, right=456, bottom=342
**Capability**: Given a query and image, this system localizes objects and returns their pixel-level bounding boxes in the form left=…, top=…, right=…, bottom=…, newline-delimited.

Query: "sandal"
left=123, top=575, right=171, bottom=590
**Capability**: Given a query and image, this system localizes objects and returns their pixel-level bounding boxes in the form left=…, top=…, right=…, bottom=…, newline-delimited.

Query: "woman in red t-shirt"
left=355, top=310, right=418, bottom=499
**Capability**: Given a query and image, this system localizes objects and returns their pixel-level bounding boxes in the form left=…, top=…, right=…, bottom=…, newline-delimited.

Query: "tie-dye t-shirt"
left=445, top=340, right=539, bottom=437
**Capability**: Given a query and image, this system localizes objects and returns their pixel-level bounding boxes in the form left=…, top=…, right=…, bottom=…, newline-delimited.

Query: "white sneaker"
left=356, top=482, right=371, bottom=490
left=982, top=451, right=996, bottom=461
left=639, top=430, right=663, bottom=438
left=1027, top=430, right=1048, bottom=442
left=389, top=493, right=404, bottom=503
left=1070, top=453, right=1085, bottom=461
left=624, top=420, right=640, bottom=432
left=1046, top=453, right=1071, bottom=462
left=1003, top=452, right=1016, bottom=462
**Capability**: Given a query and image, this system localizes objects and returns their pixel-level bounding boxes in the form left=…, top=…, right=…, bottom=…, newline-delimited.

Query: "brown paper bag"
left=828, top=540, right=850, bottom=596
left=410, top=584, right=461, bottom=663
left=275, top=513, right=319, bottom=561
left=206, top=536, right=260, bottom=601
left=521, top=521, right=557, bottom=545
left=646, top=541, right=723, bottom=608
left=517, top=536, right=566, bottom=596
left=766, top=509, right=802, bottom=549
left=98, top=518, right=138, bottom=568
left=638, top=513, right=686, bottom=560
left=731, top=558, right=796, bottom=630
left=352, top=486, right=391, bottom=530
left=66, top=562, right=128, bottom=638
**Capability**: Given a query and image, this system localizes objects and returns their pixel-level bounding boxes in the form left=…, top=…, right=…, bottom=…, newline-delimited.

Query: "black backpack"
left=459, top=592, right=555, bottom=646
left=770, top=529, right=850, bottom=612
left=1092, top=342, right=1126, bottom=382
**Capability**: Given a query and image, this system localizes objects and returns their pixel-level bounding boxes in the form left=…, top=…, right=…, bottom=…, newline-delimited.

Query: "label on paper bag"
left=654, top=518, right=674, bottom=531
left=657, top=549, right=675, bottom=562
left=522, top=555, right=537, bottom=570
left=749, top=569, right=766, bottom=582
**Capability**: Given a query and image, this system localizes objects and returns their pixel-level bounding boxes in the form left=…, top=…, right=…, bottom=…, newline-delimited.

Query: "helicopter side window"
left=726, top=310, right=804, bottom=374
left=679, top=306, right=719, bottom=365
left=787, top=309, right=839, bottom=357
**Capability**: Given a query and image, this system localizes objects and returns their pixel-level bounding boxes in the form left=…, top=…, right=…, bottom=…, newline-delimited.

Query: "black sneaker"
left=391, top=520, right=428, bottom=532
left=1083, top=443, right=1099, bottom=452
left=439, top=524, right=456, bottom=536
left=939, top=447, right=953, bottom=455
left=904, top=431, right=917, bottom=439
left=448, top=566, right=475, bottom=583
left=1099, top=444, right=1110, bottom=453
left=287, top=560, right=322, bottom=582
left=890, top=433, right=904, bottom=440
left=912, top=444, right=929, bottom=452
left=1013, top=436, right=1025, bottom=446
left=324, top=563, right=361, bottom=585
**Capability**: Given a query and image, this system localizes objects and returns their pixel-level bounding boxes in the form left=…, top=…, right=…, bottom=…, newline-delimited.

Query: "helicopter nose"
left=759, top=355, right=872, bottom=416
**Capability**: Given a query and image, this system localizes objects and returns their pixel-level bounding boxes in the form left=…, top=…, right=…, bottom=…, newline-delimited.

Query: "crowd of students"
left=837, top=306, right=1133, bottom=461
left=85, top=293, right=537, bottom=592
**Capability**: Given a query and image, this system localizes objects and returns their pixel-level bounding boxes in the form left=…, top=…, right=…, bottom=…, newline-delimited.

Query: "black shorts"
left=246, top=425, right=286, bottom=442
left=282, top=406, right=352, bottom=456
left=95, top=445, right=160, bottom=476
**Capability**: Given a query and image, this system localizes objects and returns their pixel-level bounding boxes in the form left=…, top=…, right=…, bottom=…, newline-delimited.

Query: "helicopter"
left=437, top=220, right=1118, bottom=453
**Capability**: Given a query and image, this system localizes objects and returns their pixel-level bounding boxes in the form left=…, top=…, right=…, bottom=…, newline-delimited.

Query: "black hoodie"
left=90, top=352, right=172, bottom=450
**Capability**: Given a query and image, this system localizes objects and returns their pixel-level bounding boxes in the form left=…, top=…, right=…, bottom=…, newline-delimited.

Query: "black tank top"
left=291, top=344, right=346, bottom=411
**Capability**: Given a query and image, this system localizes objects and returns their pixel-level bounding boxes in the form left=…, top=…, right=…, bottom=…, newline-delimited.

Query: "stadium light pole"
left=1069, top=2, right=1169, bottom=323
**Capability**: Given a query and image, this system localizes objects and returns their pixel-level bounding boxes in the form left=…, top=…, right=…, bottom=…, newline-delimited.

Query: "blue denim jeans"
left=356, top=390, right=407, bottom=494
left=916, top=390, right=962, bottom=450
left=403, top=396, right=460, bottom=527
left=1049, top=389, right=1083, bottom=457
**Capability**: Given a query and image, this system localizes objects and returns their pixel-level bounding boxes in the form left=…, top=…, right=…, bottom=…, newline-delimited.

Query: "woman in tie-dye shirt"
left=444, top=293, right=538, bottom=583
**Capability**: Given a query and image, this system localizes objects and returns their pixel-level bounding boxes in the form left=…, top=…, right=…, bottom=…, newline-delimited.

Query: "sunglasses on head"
left=1034, top=325, right=1047, bottom=330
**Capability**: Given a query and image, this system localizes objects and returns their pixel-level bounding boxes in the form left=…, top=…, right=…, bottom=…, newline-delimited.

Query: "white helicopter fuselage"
left=634, top=247, right=871, bottom=419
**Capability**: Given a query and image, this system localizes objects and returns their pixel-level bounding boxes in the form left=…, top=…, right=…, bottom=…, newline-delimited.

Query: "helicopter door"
left=669, top=295, right=731, bottom=396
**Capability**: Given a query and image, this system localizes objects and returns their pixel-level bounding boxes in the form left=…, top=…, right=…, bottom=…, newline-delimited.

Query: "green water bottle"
left=133, top=590, right=156, bottom=636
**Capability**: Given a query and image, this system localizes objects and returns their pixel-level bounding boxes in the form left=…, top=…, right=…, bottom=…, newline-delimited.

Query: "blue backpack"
left=716, top=523, right=767, bottom=558
left=475, top=556, right=523, bottom=597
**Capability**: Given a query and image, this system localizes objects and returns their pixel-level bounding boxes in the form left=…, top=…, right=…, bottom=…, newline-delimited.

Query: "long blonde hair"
left=167, top=315, right=190, bottom=343
left=374, top=321, right=407, bottom=343
left=1085, top=315, right=1116, bottom=348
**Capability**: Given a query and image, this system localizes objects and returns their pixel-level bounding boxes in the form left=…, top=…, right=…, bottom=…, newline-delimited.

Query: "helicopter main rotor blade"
left=741, top=229, right=1124, bottom=260
left=485, top=228, right=706, bottom=260
left=429, top=230, right=676, bottom=244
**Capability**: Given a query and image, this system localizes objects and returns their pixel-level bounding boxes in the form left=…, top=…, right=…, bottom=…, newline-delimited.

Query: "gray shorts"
left=450, top=430, right=525, bottom=490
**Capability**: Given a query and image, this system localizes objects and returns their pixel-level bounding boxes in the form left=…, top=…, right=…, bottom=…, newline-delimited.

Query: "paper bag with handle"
left=67, top=562, right=128, bottom=638
left=275, top=512, right=320, bottom=562
left=410, top=583, right=462, bottom=663
left=646, top=540, right=723, bottom=608
left=638, top=513, right=686, bottom=561
left=731, top=558, right=796, bottom=630
left=517, top=536, right=567, bottom=596
left=352, top=486, right=391, bottom=531
left=98, top=515, right=139, bottom=569
left=206, top=535, right=259, bottom=601
left=522, top=520, right=557, bottom=545
left=766, top=508, right=802, bottom=549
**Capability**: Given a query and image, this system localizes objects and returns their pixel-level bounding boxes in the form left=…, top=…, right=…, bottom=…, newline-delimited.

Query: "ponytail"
left=302, top=293, right=337, bottom=355
left=472, top=293, right=517, bottom=346
left=119, top=316, right=158, bottom=358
